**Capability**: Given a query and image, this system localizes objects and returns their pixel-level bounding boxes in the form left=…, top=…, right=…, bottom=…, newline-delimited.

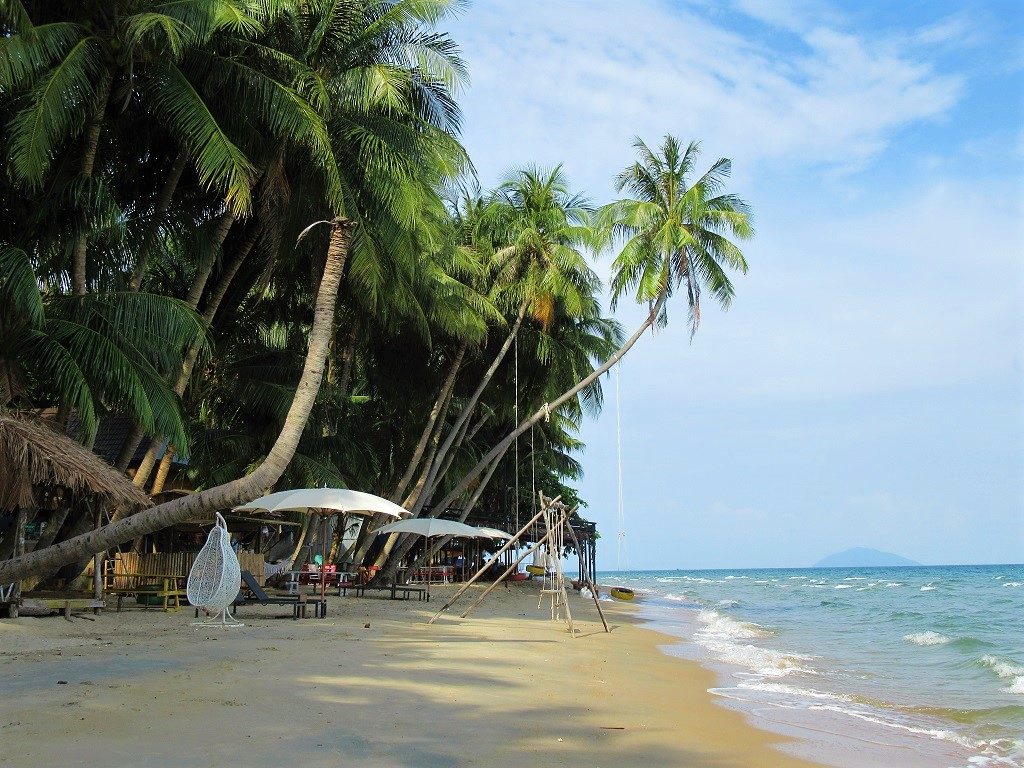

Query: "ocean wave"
left=834, top=584, right=854, bottom=589
left=904, top=631, right=952, bottom=646
left=1003, top=582, right=1022, bottom=588
left=696, top=610, right=772, bottom=640
left=717, top=599, right=740, bottom=608
left=980, top=656, right=1024, bottom=695
left=921, top=585, right=937, bottom=591
left=805, top=704, right=980, bottom=751
left=735, top=680, right=846, bottom=701
left=692, top=611, right=815, bottom=678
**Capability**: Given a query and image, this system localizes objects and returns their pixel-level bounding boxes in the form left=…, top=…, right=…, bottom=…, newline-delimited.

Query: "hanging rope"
left=615, top=363, right=627, bottom=571
left=514, top=335, right=519, bottom=533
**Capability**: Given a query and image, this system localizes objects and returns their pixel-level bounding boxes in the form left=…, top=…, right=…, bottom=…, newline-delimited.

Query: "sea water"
left=598, top=564, right=1023, bottom=767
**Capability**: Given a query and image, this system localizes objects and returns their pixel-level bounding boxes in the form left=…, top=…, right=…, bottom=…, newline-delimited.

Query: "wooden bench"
left=339, top=582, right=428, bottom=602
left=105, top=573, right=186, bottom=612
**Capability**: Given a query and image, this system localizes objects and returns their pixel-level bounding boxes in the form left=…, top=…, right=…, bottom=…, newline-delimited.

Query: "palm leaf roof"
left=0, top=412, right=151, bottom=513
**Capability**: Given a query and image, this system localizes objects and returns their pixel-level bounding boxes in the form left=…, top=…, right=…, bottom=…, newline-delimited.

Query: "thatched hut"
left=0, top=413, right=151, bottom=617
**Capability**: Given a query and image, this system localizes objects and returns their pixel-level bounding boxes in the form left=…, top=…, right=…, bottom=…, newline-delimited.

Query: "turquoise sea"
left=598, top=564, right=1023, bottom=768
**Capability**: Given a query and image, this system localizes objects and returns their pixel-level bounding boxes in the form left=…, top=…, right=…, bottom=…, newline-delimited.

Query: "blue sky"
left=445, top=0, right=1023, bottom=568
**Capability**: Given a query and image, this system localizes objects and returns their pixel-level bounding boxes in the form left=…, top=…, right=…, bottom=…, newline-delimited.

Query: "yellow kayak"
left=610, top=587, right=635, bottom=601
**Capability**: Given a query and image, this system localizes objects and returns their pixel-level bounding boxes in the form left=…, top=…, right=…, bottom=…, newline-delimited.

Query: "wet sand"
left=0, top=582, right=826, bottom=767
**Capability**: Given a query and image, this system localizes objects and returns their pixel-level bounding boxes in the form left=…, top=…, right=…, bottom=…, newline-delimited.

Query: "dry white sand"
left=0, top=582, right=825, bottom=767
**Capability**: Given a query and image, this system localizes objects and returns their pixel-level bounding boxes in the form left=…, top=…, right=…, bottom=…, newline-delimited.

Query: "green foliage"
left=0, top=5, right=752, bottom=547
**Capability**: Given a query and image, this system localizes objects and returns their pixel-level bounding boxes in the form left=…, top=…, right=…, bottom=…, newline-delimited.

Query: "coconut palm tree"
left=0, top=245, right=208, bottom=447
left=427, top=136, right=753, bottom=523
left=406, top=167, right=600, bottom=514
left=0, top=218, right=356, bottom=584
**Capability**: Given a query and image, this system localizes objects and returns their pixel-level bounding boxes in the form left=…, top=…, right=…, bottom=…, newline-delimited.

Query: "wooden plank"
left=21, top=598, right=105, bottom=610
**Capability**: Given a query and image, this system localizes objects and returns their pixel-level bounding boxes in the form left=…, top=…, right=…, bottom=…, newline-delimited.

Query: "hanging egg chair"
left=187, top=512, right=243, bottom=626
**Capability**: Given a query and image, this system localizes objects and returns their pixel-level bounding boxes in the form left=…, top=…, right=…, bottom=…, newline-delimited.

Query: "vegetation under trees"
left=0, top=1, right=752, bottom=585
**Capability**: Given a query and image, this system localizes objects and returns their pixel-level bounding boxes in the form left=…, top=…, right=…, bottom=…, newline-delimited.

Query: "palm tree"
left=125, top=0, right=469, bottom=490
left=427, top=136, right=753, bottom=522
left=0, top=244, right=208, bottom=447
left=406, top=167, right=600, bottom=514
left=0, top=218, right=356, bottom=584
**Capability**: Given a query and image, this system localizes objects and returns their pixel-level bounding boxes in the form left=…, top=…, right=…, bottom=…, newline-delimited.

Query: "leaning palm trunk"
left=390, top=342, right=467, bottom=503
left=129, top=219, right=256, bottom=491
left=412, top=302, right=528, bottom=510
left=0, top=219, right=356, bottom=585
left=433, top=289, right=668, bottom=524
left=71, top=79, right=112, bottom=296
left=382, top=442, right=510, bottom=582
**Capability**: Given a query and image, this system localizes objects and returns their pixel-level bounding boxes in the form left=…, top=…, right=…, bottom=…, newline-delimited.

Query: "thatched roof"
left=0, top=413, right=152, bottom=513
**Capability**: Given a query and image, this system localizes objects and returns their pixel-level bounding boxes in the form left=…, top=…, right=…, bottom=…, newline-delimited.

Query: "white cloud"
left=624, top=178, right=1024, bottom=403
left=449, top=0, right=963, bottom=197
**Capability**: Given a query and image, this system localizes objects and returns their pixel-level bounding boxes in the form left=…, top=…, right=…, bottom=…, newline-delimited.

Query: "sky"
left=444, top=0, right=1024, bottom=569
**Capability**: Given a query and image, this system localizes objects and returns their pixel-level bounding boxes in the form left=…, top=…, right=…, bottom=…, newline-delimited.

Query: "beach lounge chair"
left=239, top=570, right=325, bottom=618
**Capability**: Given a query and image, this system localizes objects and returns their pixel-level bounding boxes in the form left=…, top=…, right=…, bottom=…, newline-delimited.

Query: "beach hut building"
left=0, top=413, right=151, bottom=617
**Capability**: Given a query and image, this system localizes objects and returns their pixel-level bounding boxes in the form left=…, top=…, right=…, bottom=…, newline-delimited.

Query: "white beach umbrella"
left=373, top=518, right=482, bottom=600
left=235, top=488, right=408, bottom=519
left=475, top=527, right=514, bottom=540
left=374, top=518, right=480, bottom=538
left=235, top=488, right=408, bottom=603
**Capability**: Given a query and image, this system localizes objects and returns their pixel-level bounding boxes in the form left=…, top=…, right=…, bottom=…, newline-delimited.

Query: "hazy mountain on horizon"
left=814, top=547, right=921, bottom=568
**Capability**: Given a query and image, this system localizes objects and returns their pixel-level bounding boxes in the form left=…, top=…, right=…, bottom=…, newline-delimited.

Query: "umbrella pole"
left=320, top=514, right=327, bottom=611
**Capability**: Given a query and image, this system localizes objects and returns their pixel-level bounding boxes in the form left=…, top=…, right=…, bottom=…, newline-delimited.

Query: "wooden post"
left=459, top=506, right=569, bottom=620
left=92, top=505, right=103, bottom=612
left=427, top=501, right=556, bottom=624
left=565, top=520, right=609, bottom=633
left=9, top=508, right=27, bottom=618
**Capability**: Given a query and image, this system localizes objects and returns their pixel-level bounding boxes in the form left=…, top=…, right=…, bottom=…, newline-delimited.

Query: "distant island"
left=814, top=547, right=921, bottom=568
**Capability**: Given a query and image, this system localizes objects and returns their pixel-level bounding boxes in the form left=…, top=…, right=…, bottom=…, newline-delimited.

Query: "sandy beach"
left=0, top=582, right=826, bottom=768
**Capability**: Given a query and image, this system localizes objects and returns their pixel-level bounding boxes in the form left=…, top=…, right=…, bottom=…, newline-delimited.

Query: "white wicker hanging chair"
left=187, top=512, right=243, bottom=627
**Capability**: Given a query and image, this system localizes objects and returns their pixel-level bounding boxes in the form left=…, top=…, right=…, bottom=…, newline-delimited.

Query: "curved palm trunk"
left=128, top=149, right=189, bottom=291
left=128, top=219, right=255, bottom=491
left=71, top=78, right=112, bottom=296
left=373, top=409, right=491, bottom=571
left=390, top=342, right=467, bottom=503
left=288, top=513, right=318, bottom=571
left=150, top=446, right=174, bottom=495
left=352, top=366, right=463, bottom=568
left=430, top=290, right=669, bottom=523
left=0, top=219, right=356, bottom=585
left=379, top=442, right=510, bottom=581
left=412, top=301, right=528, bottom=510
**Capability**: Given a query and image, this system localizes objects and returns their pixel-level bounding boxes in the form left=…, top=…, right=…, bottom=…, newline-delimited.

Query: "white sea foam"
left=921, top=585, right=937, bottom=591
left=980, top=656, right=1024, bottom=695
left=696, top=610, right=770, bottom=640
left=1003, top=582, right=1022, bottom=588
left=843, top=576, right=868, bottom=581
left=735, top=680, right=846, bottom=701
left=717, top=599, right=740, bottom=607
left=904, top=631, right=952, bottom=646
left=806, top=704, right=980, bottom=751
left=834, top=584, right=854, bottom=589
left=692, top=611, right=816, bottom=678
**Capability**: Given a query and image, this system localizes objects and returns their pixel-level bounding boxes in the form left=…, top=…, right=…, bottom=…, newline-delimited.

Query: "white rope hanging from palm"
left=187, top=512, right=243, bottom=627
